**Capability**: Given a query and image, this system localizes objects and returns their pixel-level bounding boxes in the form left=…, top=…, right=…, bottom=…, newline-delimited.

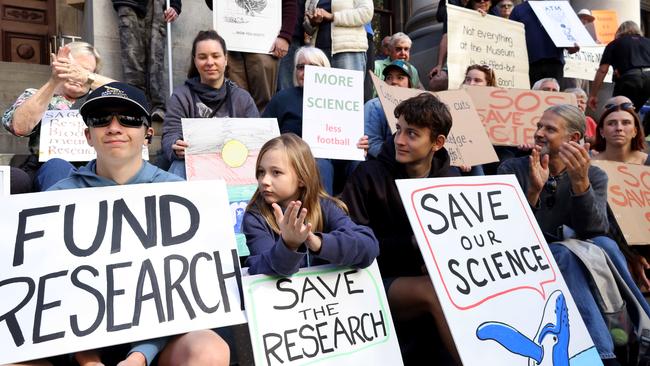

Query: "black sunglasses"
left=544, top=175, right=560, bottom=208
left=604, top=102, right=635, bottom=113
left=86, top=113, right=148, bottom=128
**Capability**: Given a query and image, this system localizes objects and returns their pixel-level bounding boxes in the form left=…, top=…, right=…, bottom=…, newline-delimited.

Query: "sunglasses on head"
left=604, top=102, right=635, bottom=113
left=86, top=112, right=148, bottom=128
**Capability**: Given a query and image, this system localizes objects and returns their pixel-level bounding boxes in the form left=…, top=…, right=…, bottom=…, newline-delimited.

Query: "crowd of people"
left=2, top=1, right=650, bottom=365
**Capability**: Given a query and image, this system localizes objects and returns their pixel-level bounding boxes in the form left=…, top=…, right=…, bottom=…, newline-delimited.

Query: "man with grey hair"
left=498, top=104, right=643, bottom=366
left=374, top=32, right=423, bottom=90
left=532, top=77, right=560, bottom=92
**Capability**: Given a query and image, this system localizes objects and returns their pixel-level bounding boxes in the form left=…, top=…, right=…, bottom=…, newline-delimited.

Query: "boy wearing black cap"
left=47, top=82, right=229, bottom=366
left=50, top=82, right=180, bottom=189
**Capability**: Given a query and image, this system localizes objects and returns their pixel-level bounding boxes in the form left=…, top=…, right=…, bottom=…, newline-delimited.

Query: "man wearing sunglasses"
left=498, top=104, right=647, bottom=366
left=49, top=81, right=182, bottom=189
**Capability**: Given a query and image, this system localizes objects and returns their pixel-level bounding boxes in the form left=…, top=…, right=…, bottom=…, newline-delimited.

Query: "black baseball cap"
left=79, top=82, right=151, bottom=124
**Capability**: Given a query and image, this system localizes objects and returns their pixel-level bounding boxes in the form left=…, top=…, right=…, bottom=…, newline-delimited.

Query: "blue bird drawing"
left=476, top=290, right=570, bottom=366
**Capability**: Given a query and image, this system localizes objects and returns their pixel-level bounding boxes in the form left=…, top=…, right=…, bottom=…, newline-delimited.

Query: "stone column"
left=405, top=0, right=443, bottom=88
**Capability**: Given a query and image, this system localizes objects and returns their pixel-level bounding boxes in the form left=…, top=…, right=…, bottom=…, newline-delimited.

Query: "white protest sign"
left=563, top=46, right=613, bottom=82
left=39, top=110, right=149, bottom=162
left=447, top=4, right=529, bottom=89
left=214, top=0, right=281, bottom=54
left=0, top=180, right=246, bottom=364
left=183, top=118, right=280, bottom=185
left=396, top=175, right=601, bottom=366
left=529, top=1, right=597, bottom=48
left=303, top=66, right=365, bottom=161
left=0, top=166, right=9, bottom=195
left=243, top=263, right=403, bottom=366
left=38, top=110, right=95, bottom=162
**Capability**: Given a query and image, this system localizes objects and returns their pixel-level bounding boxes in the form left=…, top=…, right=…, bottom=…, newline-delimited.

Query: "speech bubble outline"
left=409, top=182, right=557, bottom=310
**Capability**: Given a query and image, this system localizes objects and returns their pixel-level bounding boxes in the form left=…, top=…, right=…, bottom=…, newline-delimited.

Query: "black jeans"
left=614, top=69, right=650, bottom=112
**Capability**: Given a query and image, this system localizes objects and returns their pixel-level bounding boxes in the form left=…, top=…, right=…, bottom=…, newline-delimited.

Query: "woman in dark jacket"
left=161, top=30, right=259, bottom=178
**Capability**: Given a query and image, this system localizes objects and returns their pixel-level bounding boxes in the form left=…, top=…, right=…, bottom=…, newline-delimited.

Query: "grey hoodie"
left=48, top=160, right=182, bottom=190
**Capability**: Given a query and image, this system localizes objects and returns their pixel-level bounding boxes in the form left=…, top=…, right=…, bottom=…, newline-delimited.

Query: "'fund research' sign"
left=0, top=180, right=246, bottom=364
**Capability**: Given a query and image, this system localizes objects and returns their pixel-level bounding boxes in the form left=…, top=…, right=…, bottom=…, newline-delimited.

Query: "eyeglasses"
left=86, top=113, right=148, bottom=128
left=544, top=175, right=560, bottom=208
left=603, top=102, right=635, bottom=113
left=499, top=3, right=513, bottom=8
left=296, top=63, right=319, bottom=71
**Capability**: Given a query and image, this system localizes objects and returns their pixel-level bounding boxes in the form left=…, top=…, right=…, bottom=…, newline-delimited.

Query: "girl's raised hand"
left=272, top=201, right=311, bottom=250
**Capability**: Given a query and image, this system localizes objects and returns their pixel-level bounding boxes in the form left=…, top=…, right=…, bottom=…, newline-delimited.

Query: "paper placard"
left=0, top=180, right=246, bottom=364
left=370, top=73, right=498, bottom=167
left=396, top=175, right=601, bottom=365
left=183, top=118, right=280, bottom=185
left=529, top=1, right=597, bottom=48
left=465, top=86, right=577, bottom=146
left=243, top=263, right=403, bottom=366
left=182, top=117, right=280, bottom=256
left=303, top=66, right=365, bottom=161
left=39, top=110, right=149, bottom=162
left=0, top=166, right=9, bottom=195
left=447, top=4, right=530, bottom=89
left=213, top=0, right=281, bottom=54
left=39, top=110, right=96, bottom=162
left=592, top=160, right=650, bottom=245
left=592, top=10, right=619, bottom=45
left=564, top=46, right=613, bottom=82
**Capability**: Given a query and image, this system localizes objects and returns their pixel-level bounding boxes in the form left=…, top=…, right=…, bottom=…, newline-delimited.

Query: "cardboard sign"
left=592, top=10, right=619, bottom=45
left=529, top=1, right=597, bottom=47
left=370, top=73, right=498, bottom=167
left=592, top=160, right=650, bottom=245
left=303, top=66, right=365, bottom=161
left=564, top=46, right=613, bottom=82
left=213, top=0, right=281, bottom=54
left=0, top=181, right=247, bottom=364
left=243, top=263, right=403, bottom=366
left=0, top=166, right=9, bottom=195
left=182, top=117, right=280, bottom=256
left=465, top=86, right=577, bottom=146
left=447, top=4, right=529, bottom=89
left=396, top=175, right=601, bottom=365
left=39, top=110, right=149, bottom=162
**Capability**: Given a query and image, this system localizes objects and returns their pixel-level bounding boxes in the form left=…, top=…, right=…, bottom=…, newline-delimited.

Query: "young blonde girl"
left=243, top=133, right=379, bottom=276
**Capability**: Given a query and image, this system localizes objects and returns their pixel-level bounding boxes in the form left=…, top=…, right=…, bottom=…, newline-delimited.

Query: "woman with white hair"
left=2, top=41, right=114, bottom=193
left=263, top=46, right=367, bottom=194
left=589, top=20, right=650, bottom=120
